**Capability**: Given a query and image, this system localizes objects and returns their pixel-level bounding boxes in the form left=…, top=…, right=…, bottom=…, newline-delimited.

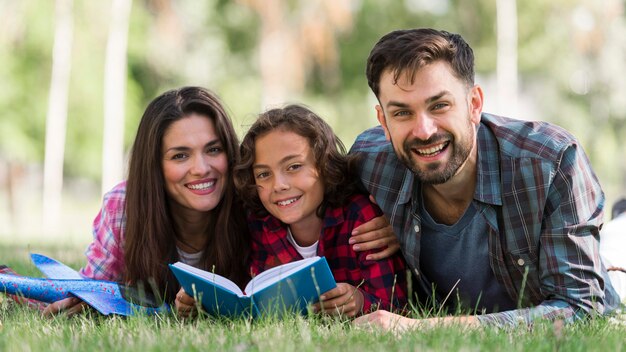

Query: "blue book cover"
left=169, top=256, right=336, bottom=318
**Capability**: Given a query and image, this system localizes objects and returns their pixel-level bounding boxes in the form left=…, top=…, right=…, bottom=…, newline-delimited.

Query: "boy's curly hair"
left=234, top=104, right=361, bottom=217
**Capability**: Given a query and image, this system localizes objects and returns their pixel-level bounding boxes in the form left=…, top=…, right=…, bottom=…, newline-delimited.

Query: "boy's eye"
left=207, top=146, right=223, bottom=154
left=255, top=171, right=270, bottom=180
left=287, top=164, right=303, bottom=171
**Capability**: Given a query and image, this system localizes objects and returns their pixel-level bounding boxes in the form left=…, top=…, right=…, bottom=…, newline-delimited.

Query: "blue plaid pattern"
left=350, top=112, right=619, bottom=327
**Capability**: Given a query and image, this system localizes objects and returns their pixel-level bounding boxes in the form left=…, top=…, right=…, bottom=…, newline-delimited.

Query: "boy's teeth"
left=278, top=197, right=298, bottom=206
left=188, top=181, right=215, bottom=190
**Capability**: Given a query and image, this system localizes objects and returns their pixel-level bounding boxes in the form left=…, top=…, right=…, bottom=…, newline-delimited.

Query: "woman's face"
left=161, top=113, right=228, bottom=215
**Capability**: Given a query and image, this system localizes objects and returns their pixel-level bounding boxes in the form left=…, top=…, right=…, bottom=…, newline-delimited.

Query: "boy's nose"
left=273, top=174, right=289, bottom=192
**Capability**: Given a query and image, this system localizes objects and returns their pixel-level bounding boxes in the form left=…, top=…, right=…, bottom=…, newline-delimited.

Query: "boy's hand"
left=314, top=283, right=364, bottom=317
left=174, top=287, right=197, bottom=318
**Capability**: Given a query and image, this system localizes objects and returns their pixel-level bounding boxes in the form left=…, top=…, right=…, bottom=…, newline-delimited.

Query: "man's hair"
left=366, top=28, right=475, bottom=97
left=612, top=197, right=626, bottom=219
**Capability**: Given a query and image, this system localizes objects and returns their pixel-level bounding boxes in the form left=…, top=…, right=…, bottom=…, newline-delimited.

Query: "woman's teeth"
left=187, top=181, right=214, bottom=190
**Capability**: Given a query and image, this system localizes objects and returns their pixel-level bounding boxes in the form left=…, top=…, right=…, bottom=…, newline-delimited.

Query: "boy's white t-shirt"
left=286, top=228, right=319, bottom=259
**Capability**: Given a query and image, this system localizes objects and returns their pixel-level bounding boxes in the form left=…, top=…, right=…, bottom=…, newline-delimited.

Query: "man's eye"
left=393, top=110, right=410, bottom=117
left=432, top=103, right=449, bottom=110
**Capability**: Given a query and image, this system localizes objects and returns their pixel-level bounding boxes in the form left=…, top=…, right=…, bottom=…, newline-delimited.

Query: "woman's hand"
left=313, top=283, right=364, bottom=318
left=174, top=287, right=198, bottom=318
left=350, top=212, right=400, bottom=260
left=42, top=297, right=87, bottom=317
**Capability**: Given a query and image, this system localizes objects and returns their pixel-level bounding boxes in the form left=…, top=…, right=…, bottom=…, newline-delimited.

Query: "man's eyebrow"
left=385, top=100, right=410, bottom=109
left=385, top=90, right=452, bottom=109
left=425, top=90, right=452, bottom=104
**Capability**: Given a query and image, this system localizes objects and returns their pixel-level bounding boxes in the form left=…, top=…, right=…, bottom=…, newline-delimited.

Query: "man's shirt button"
left=517, top=258, right=525, bottom=266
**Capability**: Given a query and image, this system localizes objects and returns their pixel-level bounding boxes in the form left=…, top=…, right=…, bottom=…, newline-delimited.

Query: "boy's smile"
left=252, top=129, right=325, bottom=243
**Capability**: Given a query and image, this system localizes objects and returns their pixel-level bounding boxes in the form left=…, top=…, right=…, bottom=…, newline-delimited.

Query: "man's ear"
left=375, top=105, right=391, bottom=141
left=469, top=84, right=484, bottom=125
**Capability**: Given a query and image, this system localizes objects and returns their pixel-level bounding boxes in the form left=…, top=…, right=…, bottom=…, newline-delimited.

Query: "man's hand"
left=313, top=283, right=364, bottom=317
left=353, top=310, right=481, bottom=333
left=353, top=310, right=418, bottom=333
left=350, top=213, right=400, bottom=260
left=42, top=297, right=87, bottom=317
left=174, top=287, right=198, bottom=318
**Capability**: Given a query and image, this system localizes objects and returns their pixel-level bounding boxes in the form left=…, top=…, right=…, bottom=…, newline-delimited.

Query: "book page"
left=244, top=256, right=320, bottom=295
left=171, top=262, right=243, bottom=296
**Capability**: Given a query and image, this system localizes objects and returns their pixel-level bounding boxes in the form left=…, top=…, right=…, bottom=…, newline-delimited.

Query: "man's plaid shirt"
left=350, top=113, right=619, bottom=326
left=248, top=194, right=408, bottom=313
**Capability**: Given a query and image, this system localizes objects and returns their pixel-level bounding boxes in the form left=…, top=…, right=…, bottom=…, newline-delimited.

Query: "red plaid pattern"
left=249, top=194, right=408, bottom=313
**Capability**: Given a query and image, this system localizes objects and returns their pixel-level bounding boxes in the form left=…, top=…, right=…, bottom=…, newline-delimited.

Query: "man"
left=350, top=28, right=619, bottom=330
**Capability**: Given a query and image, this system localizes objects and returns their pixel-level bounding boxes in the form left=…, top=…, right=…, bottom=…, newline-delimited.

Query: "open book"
left=169, top=256, right=336, bottom=318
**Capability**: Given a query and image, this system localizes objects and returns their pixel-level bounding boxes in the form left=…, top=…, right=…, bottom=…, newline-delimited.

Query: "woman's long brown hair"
left=124, top=87, right=250, bottom=301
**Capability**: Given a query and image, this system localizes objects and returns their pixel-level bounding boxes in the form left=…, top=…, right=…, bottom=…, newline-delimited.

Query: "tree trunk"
left=101, top=0, right=132, bottom=195
left=496, top=0, right=518, bottom=116
left=42, top=0, right=73, bottom=236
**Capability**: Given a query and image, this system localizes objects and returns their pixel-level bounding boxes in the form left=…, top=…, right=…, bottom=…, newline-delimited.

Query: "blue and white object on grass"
left=0, top=253, right=169, bottom=316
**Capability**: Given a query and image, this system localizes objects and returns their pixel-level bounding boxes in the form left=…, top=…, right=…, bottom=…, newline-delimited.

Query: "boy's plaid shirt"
left=248, top=193, right=408, bottom=313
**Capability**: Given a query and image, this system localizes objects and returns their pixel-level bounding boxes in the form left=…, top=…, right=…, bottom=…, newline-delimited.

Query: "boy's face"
left=375, top=60, right=483, bottom=185
left=252, top=129, right=325, bottom=237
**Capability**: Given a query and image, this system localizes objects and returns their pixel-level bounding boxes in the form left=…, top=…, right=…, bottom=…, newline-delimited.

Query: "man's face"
left=376, top=61, right=483, bottom=184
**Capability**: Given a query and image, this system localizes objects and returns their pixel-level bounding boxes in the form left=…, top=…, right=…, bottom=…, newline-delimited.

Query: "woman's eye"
left=172, top=153, right=187, bottom=160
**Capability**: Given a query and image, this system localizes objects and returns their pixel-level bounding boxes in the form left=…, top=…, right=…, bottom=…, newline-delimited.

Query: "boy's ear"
left=375, top=105, right=391, bottom=141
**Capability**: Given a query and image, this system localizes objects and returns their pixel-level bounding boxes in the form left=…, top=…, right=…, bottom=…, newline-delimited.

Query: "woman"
left=44, top=87, right=250, bottom=315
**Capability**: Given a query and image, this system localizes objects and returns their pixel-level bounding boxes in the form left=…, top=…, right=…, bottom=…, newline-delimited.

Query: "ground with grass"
left=1, top=244, right=625, bottom=351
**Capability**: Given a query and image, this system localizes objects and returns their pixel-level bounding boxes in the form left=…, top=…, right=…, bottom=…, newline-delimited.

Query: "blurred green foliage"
left=0, top=0, right=624, bottom=204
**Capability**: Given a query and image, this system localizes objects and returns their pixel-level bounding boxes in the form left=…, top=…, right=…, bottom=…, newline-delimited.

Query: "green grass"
left=2, top=244, right=626, bottom=352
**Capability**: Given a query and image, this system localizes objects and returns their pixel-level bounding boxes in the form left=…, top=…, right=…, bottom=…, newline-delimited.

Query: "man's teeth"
left=416, top=142, right=446, bottom=156
left=277, top=197, right=299, bottom=206
left=187, top=181, right=215, bottom=190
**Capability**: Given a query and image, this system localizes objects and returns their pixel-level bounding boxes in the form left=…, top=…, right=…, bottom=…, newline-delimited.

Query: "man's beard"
left=392, top=121, right=475, bottom=185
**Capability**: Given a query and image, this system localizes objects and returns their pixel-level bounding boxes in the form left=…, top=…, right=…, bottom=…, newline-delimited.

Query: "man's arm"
left=479, top=144, right=614, bottom=326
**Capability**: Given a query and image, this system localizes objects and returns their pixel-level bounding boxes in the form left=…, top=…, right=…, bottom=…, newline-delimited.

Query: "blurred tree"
left=42, top=0, right=73, bottom=235
left=237, top=0, right=354, bottom=107
left=101, top=0, right=132, bottom=195
left=496, top=0, right=518, bottom=116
